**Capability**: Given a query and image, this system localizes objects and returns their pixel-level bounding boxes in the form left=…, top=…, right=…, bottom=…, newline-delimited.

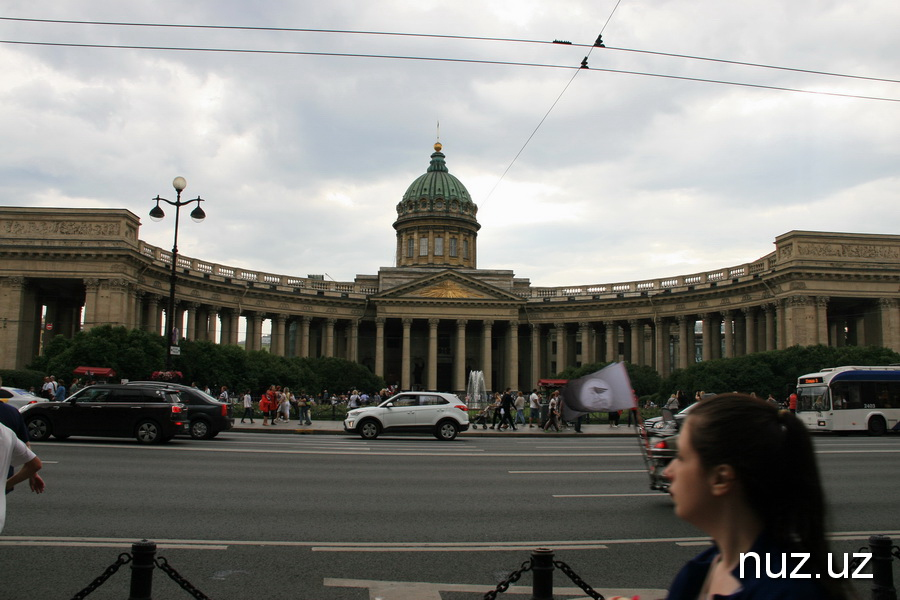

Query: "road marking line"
left=325, top=578, right=667, bottom=599
left=554, top=493, right=663, bottom=498
left=510, top=469, right=645, bottom=474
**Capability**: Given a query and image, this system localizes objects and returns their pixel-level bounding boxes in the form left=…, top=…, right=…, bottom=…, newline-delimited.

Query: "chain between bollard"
left=154, top=556, right=213, bottom=600
left=70, top=553, right=132, bottom=600
left=555, top=559, right=606, bottom=600
left=483, top=560, right=532, bottom=600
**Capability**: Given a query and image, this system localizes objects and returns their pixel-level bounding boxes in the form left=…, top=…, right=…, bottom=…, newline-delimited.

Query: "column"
left=248, top=312, right=264, bottom=351
left=428, top=318, right=439, bottom=390
left=654, top=317, right=669, bottom=377
left=482, top=320, right=493, bottom=392
left=324, top=318, right=335, bottom=357
left=401, top=318, right=412, bottom=390
left=763, top=304, right=776, bottom=351
left=227, top=308, right=240, bottom=346
left=816, top=297, right=830, bottom=346
left=530, top=324, right=541, bottom=387
left=579, top=322, right=591, bottom=366
left=722, top=310, right=734, bottom=359
left=676, top=316, right=691, bottom=369
left=300, top=316, right=312, bottom=358
left=508, top=320, right=519, bottom=392
left=879, top=298, right=900, bottom=352
left=272, top=315, right=287, bottom=356
left=555, top=323, right=566, bottom=372
left=348, top=319, right=359, bottom=363
left=628, top=320, right=641, bottom=365
left=375, top=317, right=385, bottom=377
left=207, top=307, right=219, bottom=344
left=185, top=303, right=198, bottom=341
left=699, top=314, right=712, bottom=362
left=742, top=307, right=757, bottom=355
left=455, top=319, right=467, bottom=393
left=776, top=299, right=787, bottom=349
left=604, top=320, right=617, bottom=363
left=82, top=278, right=101, bottom=330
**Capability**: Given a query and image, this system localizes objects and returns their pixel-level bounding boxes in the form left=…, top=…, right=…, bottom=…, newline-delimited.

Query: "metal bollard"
left=869, top=535, right=897, bottom=600
left=129, top=539, right=157, bottom=600
left=531, top=547, right=555, bottom=600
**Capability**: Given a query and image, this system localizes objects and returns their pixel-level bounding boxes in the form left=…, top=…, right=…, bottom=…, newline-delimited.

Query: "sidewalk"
left=228, top=415, right=640, bottom=437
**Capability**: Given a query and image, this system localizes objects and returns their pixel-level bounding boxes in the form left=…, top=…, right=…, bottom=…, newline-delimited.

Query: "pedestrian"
left=608, top=410, right=620, bottom=428
left=788, top=391, right=798, bottom=414
left=543, top=391, right=560, bottom=431
left=1, top=422, right=44, bottom=533
left=268, top=386, right=280, bottom=425
left=53, top=379, right=67, bottom=402
left=514, top=390, right=526, bottom=426
left=298, top=394, right=313, bottom=425
left=498, top=388, right=517, bottom=431
left=241, top=390, right=254, bottom=423
left=528, top=389, right=541, bottom=428
left=218, top=386, right=229, bottom=403
left=488, top=393, right=503, bottom=429
left=663, top=393, right=850, bottom=600
left=279, top=388, right=293, bottom=422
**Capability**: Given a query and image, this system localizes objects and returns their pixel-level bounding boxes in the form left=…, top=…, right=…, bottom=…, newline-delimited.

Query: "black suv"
left=20, top=384, right=188, bottom=444
left=125, top=382, right=234, bottom=439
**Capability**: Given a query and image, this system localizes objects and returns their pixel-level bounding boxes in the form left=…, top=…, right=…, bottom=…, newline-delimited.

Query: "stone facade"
left=2, top=206, right=899, bottom=394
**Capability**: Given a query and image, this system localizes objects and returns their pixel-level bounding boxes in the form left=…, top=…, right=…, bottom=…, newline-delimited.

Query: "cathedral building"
left=1, top=143, right=899, bottom=392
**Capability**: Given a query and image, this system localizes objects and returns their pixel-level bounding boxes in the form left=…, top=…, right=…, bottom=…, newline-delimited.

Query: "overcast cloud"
left=2, top=1, right=899, bottom=288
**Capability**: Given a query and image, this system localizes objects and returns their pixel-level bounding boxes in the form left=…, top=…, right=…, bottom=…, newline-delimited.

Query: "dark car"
left=20, top=384, right=188, bottom=444
left=125, top=382, right=233, bottom=439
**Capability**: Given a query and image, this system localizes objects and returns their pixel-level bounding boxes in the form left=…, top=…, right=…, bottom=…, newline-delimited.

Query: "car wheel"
left=135, top=419, right=162, bottom=444
left=435, top=420, right=459, bottom=441
left=867, top=416, right=887, bottom=436
left=26, top=416, right=52, bottom=441
left=190, top=419, right=212, bottom=440
left=358, top=419, right=380, bottom=440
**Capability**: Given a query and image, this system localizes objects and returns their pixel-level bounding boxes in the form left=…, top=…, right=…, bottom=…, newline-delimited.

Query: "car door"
left=413, top=394, right=446, bottom=427
left=65, top=387, right=114, bottom=436
left=380, top=394, right=420, bottom=429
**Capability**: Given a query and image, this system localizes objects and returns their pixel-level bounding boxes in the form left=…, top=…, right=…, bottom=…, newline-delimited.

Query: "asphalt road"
left=1, top=432, right=898, bottom=599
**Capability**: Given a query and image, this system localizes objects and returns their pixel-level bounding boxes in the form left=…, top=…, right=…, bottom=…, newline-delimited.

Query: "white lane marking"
left=554, top=493, right=664, bottom=498
left=4, top=531, right=895, bottom=551
left=325, top=578, right=667, bottom=599
left=313, top=544, right=610, bottom=552
left=510, top=469, right=646, bottom=474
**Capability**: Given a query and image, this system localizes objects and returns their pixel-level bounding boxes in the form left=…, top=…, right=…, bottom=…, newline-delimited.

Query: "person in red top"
left=788, top=392, right=798, bottom=414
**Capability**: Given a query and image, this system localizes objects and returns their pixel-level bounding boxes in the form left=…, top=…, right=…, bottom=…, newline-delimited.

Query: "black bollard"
left=129, top=539, right=157, bottom=600
left=869, top=535, right=897, bottom=600
left=531, top=547, right=555, bottom=600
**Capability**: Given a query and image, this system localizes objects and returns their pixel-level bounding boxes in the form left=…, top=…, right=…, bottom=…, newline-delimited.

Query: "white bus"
left=795, top=365, right=900, bottom=435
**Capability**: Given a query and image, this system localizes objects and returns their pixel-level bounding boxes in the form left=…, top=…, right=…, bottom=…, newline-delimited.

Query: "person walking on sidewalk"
left=241, top=390, right=254, bottom=423
left=498, top=388, right=517, bottom=431
left=514, top=391, right=526, bottom=426
left=528, top=389, right=541, bottom=428
left=543, top=390, right=561, bottom=431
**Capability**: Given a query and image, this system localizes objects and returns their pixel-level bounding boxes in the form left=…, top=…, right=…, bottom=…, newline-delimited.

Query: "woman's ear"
left=709, top=464, right=737, bottom=496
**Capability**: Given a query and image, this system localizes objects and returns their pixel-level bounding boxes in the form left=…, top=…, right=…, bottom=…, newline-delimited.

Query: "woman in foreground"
left=663, top=393, right=850, bottom=599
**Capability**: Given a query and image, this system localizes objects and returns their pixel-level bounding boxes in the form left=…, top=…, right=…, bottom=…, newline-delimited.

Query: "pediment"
left=375, top=270, right=523, bottom=303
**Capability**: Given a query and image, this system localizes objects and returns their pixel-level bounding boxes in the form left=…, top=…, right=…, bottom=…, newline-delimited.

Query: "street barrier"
left=70, top=540, right=211, bottom=600
left=487, top=537, right=899, bottom=600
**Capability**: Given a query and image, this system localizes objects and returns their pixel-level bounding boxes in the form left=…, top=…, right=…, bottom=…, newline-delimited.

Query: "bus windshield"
left=797, top=385, right=829, bottom=412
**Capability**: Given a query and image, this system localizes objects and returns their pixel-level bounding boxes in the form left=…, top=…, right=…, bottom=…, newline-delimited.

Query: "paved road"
left=1, top=426, right=897, bottom=599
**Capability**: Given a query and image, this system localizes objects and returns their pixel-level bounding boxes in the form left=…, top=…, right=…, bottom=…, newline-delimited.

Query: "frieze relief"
left=0, top=220, right=123, bottom=237
left=796, top=242, right=900, bottom=260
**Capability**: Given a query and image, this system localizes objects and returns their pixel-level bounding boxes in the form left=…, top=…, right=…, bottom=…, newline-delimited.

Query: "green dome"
left=396, top=143, right=478, bottom=222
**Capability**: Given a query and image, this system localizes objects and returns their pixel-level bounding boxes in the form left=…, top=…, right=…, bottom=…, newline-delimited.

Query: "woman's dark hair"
left=688, top=393, right=848, bottom=599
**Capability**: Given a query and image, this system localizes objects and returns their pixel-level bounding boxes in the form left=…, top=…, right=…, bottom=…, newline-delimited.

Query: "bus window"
left=798, top=386, right=829, bottom=411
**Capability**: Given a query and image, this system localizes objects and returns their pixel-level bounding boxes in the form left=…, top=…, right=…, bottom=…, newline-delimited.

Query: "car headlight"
left=652, top=422, right=664, bottom=429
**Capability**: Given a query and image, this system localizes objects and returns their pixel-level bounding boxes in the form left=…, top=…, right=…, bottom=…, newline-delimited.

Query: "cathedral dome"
left=394, top=143, right=478, bottom=225
left=393, top=143, right=480, bottom=269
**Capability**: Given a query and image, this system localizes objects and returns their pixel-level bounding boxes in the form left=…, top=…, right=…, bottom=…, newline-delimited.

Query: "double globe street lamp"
left=149, top=176, right=206, bottom=370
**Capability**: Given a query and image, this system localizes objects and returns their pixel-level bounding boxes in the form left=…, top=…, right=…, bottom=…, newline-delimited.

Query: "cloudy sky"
left=2, top=1, right=899, bottom=288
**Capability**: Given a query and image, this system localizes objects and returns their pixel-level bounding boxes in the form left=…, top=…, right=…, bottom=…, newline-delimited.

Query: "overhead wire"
left=2, top=15, right=898, bottom=85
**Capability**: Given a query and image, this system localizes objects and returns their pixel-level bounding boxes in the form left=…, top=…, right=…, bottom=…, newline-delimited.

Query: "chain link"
left=555, top=559, right=606, bottom=600
left=483, top=560, right=532, bottom=600
left=70, top=553, right=132, bottom=600
left=154, top=556, right=213, bottom=600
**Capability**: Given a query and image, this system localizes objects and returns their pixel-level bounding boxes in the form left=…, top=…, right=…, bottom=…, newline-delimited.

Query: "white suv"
left=343, top=392, right=470, bottom=441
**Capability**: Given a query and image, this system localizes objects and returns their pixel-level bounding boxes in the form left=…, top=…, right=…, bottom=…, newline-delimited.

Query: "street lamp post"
left=149, top=176, right=206, bottom=370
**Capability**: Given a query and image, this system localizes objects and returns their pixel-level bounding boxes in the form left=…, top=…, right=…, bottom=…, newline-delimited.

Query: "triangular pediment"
left=374, top=270, right=523, bottom=303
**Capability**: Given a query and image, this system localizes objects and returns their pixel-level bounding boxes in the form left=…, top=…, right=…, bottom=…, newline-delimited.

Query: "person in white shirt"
left=528, top=390, right=542, bottom=428
left=2, top=422, right=43, bottom=533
